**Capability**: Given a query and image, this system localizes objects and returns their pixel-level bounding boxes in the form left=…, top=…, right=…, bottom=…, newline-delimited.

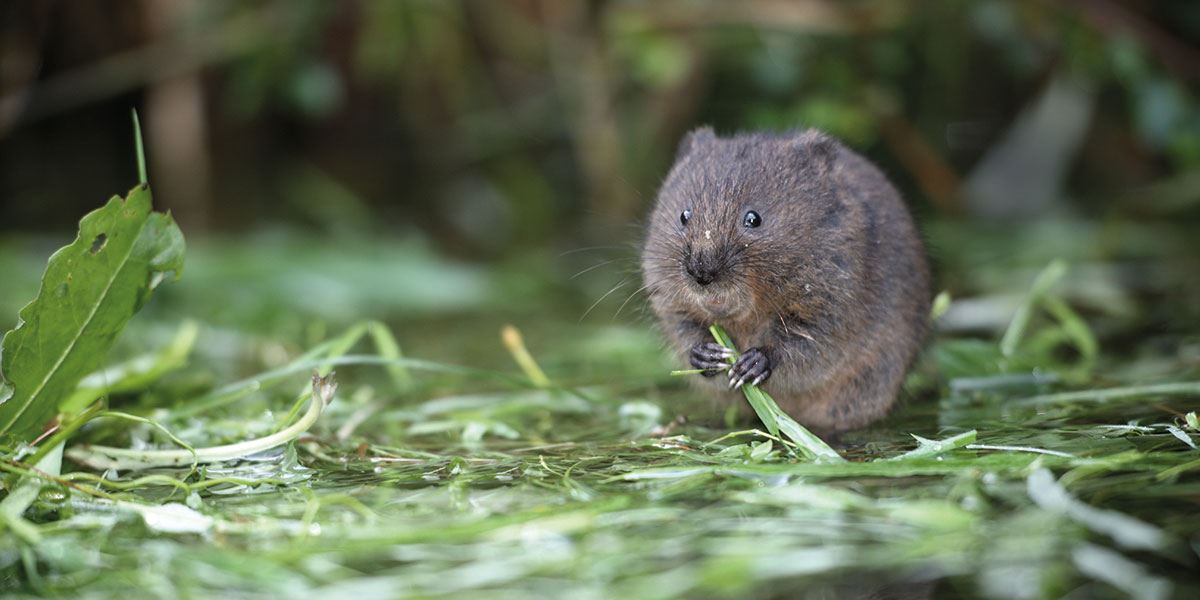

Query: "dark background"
left=2, top=0, right=1199, bottom=362
left=3, top=1, right=1197, bottom=248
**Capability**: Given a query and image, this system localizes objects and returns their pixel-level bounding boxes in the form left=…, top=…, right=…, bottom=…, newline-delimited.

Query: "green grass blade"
left=0, top=443, right=62, bottom=542
left=60, top=320, right=199, bottom=413
left=1000, top=259, right=1067, bottom=358
left=502, top=325, right=551, bottom=388
left=708, top=324, right=843, bottom=462
left=367, top=321, right=413, bottom=391
left=131, top=108, right=147, bottom=186
left=887, top=430, right=977, bottom=461
left=1027, top=468, right=1171, bottom=554
left=67, top=373, right=337, bottom=471
left=1013, top=381, right=1200, bottom=406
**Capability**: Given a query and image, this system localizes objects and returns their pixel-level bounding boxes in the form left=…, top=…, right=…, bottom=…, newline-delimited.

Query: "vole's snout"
left=684, top=252, right=719, bottom=286
left=688, top=267, right=716, bottom=286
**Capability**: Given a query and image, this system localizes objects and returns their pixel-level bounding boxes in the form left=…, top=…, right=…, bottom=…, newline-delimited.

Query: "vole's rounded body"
left=641, top=128, right=931, bottom=435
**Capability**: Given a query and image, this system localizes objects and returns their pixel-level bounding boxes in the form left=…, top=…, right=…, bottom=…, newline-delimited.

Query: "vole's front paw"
left=729, top=347, right=770, bottom=389
left=690, top=341, right=732, bottom=376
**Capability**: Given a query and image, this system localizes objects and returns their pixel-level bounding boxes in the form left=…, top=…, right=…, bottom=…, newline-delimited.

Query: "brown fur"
left=641, top=127, right=931, bottom=435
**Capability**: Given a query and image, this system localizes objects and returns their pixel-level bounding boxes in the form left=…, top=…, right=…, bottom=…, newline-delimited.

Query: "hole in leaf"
left=1052, top=342, right=1082, bottom=364
left=90, top=233, right=107, bottom=254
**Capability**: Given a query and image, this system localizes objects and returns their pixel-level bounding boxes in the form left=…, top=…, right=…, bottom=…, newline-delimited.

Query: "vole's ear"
left=790, top=129, right=839, bottom=173
left=675, top=126, right=716, bottom=161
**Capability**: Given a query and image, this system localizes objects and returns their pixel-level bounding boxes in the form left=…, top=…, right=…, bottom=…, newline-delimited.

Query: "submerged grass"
left=0, top=225, right=1198, bottom=598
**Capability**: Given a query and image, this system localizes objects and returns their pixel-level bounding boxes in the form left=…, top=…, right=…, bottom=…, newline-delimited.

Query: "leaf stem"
left=501, top=325, right=551, bottom=387
left=132, top=108, right=147, bottom=186
left=66, top=373, right=336, bottom=471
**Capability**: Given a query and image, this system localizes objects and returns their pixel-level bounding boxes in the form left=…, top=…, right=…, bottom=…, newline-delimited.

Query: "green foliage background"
left=0, top=1, right=1198, bottom=598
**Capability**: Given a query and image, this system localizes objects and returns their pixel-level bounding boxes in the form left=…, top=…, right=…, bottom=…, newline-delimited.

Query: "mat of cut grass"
left=1, top=226, right=1198, bottom=598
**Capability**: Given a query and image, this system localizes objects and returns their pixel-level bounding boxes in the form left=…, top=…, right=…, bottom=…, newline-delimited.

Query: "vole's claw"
left=729, top=347, right=771, bottom=389
left=690, top=341, right=731, bottom=376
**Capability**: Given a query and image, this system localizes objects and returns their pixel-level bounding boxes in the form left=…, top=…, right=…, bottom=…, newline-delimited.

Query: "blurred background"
left=6, top=4, right=1200, bottom=595
left=1, top=0, right=1198, bottom=371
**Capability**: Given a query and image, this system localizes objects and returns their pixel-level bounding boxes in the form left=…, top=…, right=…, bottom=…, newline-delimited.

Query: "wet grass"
left=1, top=220, right=1198, bottom=599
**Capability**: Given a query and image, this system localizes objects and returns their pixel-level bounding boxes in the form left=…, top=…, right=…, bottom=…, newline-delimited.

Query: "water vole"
left=641, top=127, right=931, bottom=435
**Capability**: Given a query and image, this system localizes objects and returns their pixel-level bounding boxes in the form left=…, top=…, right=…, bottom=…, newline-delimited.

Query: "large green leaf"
left=0, top=185, right=184, bottom=443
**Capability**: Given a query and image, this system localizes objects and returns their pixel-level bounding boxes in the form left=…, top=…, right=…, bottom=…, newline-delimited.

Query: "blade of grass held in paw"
left=708, top=324, right=843, bottom=462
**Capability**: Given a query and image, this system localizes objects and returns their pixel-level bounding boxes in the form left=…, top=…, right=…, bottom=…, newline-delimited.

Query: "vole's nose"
left=685, top=258, right=718, bottom=286
left=690, top=269, right=716, bottom=286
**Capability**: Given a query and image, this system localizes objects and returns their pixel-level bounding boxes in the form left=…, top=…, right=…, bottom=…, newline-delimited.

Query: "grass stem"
left=707, top=325, right=843, bottom=462
left=501, top=325, right=551, bottom=387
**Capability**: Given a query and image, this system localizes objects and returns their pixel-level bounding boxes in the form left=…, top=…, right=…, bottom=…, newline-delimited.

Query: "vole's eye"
left=743, top=210, right=762, bottom=228
left=680, top=209, right=692, bottom=226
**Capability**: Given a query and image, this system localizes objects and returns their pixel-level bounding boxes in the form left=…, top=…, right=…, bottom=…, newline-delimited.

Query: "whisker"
left=559, top=245, right=625, bottom=257
left=613, top=283, right=651, bottom=319
left=580, top=279, right=629, bottom=322
left=569, top=258, right=623, bottom=280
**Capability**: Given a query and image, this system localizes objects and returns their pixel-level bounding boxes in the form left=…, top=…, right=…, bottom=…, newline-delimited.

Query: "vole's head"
left=642, top=127, right=844, bottom=321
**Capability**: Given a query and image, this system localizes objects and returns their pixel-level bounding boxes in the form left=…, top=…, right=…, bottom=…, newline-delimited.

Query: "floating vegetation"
left=0, top=122, right=1197, bottom=600
left=0, top=219, right=1196, bottom=598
